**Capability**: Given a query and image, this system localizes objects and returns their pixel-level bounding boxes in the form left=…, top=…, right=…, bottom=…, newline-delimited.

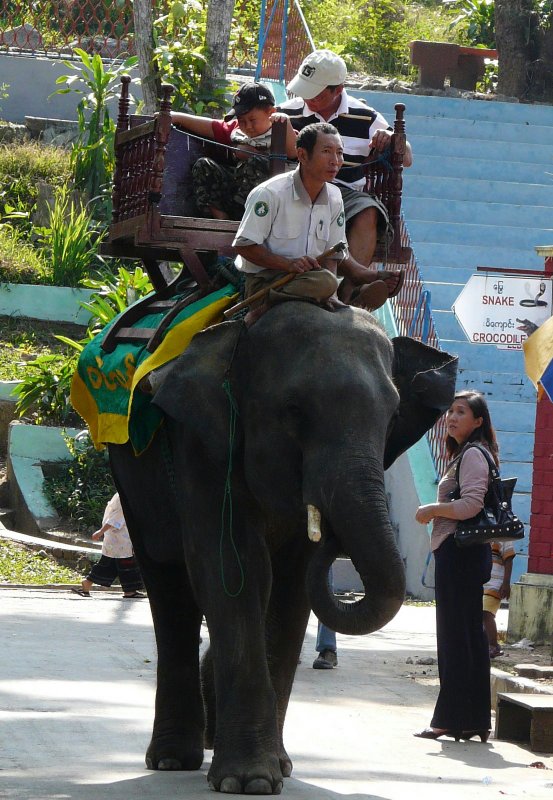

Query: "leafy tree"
left=133, top=0, right=160, bottom=113
left=200, top=0, right=237, bottom=98
left=495, top=0, right=550, bottom=99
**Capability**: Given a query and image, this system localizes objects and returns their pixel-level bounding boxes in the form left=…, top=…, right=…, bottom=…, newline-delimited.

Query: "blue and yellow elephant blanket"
left=71, top=284, right=238, bottom=454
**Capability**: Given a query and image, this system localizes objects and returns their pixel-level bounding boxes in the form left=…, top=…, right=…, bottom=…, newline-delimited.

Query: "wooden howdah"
left=99, top=77, right=410, bottom=351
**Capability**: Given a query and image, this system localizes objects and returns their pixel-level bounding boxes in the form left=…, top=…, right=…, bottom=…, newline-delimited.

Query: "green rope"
left=220, top=378, right=245, bottom=597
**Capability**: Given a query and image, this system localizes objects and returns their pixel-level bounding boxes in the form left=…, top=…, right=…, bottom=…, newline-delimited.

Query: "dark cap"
left=228, top=82, right=275, bottom=117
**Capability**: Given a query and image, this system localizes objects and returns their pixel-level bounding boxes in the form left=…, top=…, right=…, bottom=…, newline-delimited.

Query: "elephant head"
left=153, top=304, right=457, bottom=637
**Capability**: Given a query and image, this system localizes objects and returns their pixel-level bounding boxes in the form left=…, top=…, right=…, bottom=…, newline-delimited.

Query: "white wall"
left=385, top=450, right=435, bottom=601
left=0, top=53, right=141, bottom=124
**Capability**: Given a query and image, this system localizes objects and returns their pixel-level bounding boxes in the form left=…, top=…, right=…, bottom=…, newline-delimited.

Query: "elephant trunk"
left=305, top=458, right=405, bottom=636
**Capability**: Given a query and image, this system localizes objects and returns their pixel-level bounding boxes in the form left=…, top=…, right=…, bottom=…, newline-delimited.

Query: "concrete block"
left=496, top=692, right=553, bottom=752
left=515, top=664, right=553, bottom=679
left=508, top=573, right=553, bottom=643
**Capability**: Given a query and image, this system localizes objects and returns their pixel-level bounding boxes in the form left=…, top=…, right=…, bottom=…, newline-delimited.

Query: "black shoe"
left=312, top=649, right=338, bottom=669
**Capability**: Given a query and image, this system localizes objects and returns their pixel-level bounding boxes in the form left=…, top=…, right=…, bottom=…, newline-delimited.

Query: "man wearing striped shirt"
left=279, top=49, right=412, bottom=307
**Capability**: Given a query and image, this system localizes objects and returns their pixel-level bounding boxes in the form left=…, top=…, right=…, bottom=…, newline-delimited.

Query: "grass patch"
left=0, top=316, right=85, bottom=381
left=0, top=141, right=72, bottom=209
left=0, top=537, right=80, bottom=583
left=0, top=227, right=47, bottom=284
left=404, top=596, right=435, bottom=606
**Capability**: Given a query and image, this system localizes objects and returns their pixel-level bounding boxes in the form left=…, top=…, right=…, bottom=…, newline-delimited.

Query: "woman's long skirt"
left=431, top=534, right=492, bottom=732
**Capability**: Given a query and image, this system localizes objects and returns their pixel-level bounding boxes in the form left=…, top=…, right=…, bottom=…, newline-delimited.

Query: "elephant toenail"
left=244, top=778, right=273, bottom=794
left=220, top=777, right=243, bottom=793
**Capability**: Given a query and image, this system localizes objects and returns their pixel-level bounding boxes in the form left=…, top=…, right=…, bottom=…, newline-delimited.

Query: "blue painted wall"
left=356, top=90, right=553, bottom=583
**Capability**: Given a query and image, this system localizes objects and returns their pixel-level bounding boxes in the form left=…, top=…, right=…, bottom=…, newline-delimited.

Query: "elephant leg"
left=265, top=536, right=312, bottom=777
left=182, top=485, right=284, bottom=794
left=200, top=646, right=216, bottom=749
left=110, top=444, right=204, bottom=771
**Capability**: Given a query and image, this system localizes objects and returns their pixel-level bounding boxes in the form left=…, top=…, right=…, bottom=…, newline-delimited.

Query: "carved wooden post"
left=269, top=118, right=287, bottom=176
left=112, top=75, right=132, bottom=224
left=149, top=84, right=174, bottom=204
left=389, top=103, right=406, bottom=260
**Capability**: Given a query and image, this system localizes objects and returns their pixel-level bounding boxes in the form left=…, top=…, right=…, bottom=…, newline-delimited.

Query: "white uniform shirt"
left=101, top=493, right=134, bottom=559
left=233, top=167, right=347, bottom=274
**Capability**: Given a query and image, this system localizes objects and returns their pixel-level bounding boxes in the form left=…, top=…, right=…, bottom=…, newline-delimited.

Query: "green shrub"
left=36, top=185, right=104, bottom=287
left=0, top=538, right=81, bottom=584
left=12, top=266, right=154, bottom=424
left=13, top=352, right=81, bottom=426
left=0, top=316, right=83, bottom=381
left=154, top=0, right=229, bottom=113
left=80, top=265, right=154, bottom=329
left=43, top=431, right=116, bottom=532
left=444, top=0, right=496, bottom=47
left=51, top=48, right=138, bottom=219
left=300, top=0, right=466, bottom=77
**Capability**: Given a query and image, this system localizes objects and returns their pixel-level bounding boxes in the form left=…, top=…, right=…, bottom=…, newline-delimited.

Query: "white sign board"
left=452, top=274, right=552, bottom=350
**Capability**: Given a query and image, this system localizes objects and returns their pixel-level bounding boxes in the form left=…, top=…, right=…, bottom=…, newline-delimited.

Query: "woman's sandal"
left=123, top=591, right=146, bottom=599
left=413, top=728, right=462, bottom=741
left=71, top=587, right=90, bottom=597
left=460, top=730, right=490, bottom=742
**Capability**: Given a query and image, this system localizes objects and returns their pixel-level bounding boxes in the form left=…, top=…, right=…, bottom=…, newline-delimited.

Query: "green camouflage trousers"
left=191, top=156, right=270, bottom=220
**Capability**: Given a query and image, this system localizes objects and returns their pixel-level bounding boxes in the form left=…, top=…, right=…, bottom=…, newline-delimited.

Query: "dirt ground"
left=493, top=639, right=553, bottom=678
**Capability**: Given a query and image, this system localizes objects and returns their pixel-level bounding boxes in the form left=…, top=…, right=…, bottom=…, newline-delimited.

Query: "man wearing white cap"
left=278, top=49, right=412, bottom=306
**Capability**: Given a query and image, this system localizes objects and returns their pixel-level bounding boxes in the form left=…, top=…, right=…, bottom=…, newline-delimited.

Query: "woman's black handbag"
left=451, top=443, right=525, bottom=548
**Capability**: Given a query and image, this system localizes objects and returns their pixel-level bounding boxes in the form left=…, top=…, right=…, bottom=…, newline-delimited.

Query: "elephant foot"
left=146, top=731, right=204, bottom=771
left=207, top=753, right=283, bottom=794
left=209, top=777, right=282, bottom=794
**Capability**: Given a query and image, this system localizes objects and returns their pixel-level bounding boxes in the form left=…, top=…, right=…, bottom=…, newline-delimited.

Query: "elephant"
left=108, top=301, right=457, bottom=795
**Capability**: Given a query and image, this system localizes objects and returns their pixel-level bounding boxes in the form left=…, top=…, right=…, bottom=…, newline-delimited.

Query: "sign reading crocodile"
left=452, top=274, right=552, bottom=351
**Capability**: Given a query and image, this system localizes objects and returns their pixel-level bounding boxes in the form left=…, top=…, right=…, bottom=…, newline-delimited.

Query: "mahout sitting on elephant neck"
left=108, top=302, right=457, bottom=794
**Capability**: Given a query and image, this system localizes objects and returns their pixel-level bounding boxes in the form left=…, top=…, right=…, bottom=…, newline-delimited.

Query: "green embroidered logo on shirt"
left=337, top=211, right=345, bottom=227
left=255, top=201, right=269, bottom=217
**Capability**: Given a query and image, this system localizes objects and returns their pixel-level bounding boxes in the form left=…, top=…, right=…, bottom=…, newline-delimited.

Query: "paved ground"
left=1, top=587, right=552, bottom=800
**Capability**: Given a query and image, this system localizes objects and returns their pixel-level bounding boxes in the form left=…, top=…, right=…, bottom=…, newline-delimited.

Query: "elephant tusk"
left=307, top=504, right=322, bottom=542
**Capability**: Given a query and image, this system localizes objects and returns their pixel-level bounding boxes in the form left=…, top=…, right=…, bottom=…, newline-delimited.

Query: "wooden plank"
left=116, top=119, right=156, bottom=145
left=100, top=242, right=186, bottom=262
left=498, top=693, right=553, bottom=710
left=160, top=216, right=239, bottom=233
left=458, top=46, right=497, bottom=58
left=109, top=215, right=149, bottom=240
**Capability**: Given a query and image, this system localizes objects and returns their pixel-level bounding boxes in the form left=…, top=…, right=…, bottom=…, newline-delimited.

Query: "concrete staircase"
left=356, top=90, right=553, bottom=581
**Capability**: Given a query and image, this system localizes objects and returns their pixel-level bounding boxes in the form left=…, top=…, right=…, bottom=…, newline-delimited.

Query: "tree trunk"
left=200, top=0, right=236, bottom=98
left=495, top=0, right=538, bottom=98
left=133, top=0, right=161, bottom=113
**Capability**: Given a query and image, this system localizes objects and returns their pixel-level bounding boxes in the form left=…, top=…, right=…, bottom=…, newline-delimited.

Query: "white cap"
left=287, top=50, right=347, bottom=100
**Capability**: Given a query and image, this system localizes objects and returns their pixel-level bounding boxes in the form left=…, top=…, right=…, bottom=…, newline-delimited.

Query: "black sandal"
left=71, top=587, right=91, bottom=597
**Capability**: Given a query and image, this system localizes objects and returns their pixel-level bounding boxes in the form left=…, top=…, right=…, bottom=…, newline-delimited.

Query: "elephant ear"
left=153, top=320, right=245, bottom=428
left=384, top=336, right=458, bottom=470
